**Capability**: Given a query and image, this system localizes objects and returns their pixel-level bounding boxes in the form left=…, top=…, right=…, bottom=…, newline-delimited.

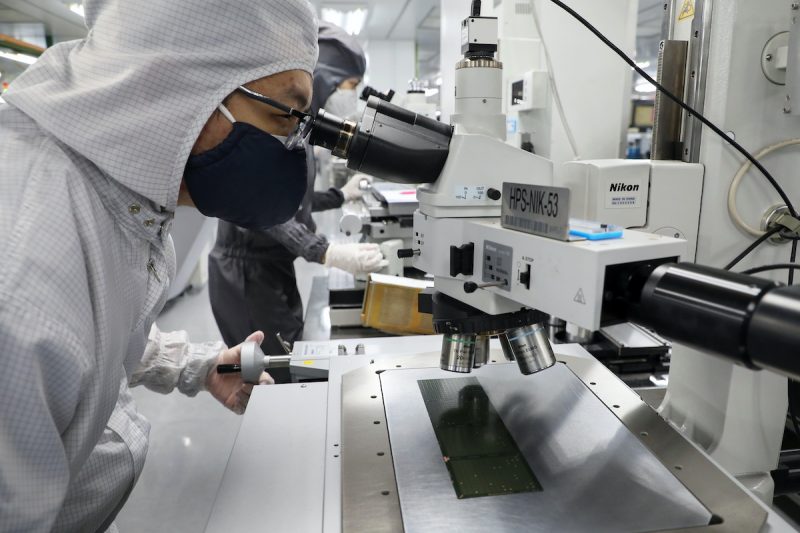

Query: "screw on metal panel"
left=766, top=54, right=773, bottom=62
left=128, top=204, right=141, bottom=214
left=793, top=2, right=799, bottom=10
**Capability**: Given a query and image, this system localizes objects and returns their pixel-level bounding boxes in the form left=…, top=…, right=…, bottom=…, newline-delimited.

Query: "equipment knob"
left=398, top=248, right=421, bottom=259
left=339, top=213, right=363, bottom=237
left=464, top=280, right=507, bottom=293
left=487, top=188, right=502, bottom=201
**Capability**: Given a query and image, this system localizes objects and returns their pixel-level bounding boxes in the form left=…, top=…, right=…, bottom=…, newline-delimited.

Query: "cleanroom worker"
left=209, top=22, right=386, bottom=362
left=0, top=0, right=319, bottom=531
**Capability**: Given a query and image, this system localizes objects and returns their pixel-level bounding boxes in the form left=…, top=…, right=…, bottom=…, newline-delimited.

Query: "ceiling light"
left=0, top=51, right=38, bottom=65
left=68, top=3, right=85, bottom=17
left=321, top=6, right=368, bottom=36
left=635, top=80, right=657, bottom=93
left=635, top=60, right=651, bottom=69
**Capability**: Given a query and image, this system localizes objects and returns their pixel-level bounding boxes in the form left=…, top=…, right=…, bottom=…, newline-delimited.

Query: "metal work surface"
left=204, top=341, right=788, bottom=532
left=204, top=383, right=328, bottom=533
left=341, top=346, right=769, bottom=532
left=381, top=364, right=711, bottom=533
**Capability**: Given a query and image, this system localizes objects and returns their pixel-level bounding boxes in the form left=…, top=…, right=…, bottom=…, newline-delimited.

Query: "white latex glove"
left=324, top=243, right=388, bottom=274
left=341, top=174, right=373, bottom=202
left=206, top=331, right=274, bottom=415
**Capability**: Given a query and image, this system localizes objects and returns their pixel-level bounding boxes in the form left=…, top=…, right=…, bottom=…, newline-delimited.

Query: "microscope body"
left=305, top=4, right=688, bottom=377
left=407, top=10, right=686, bottom=376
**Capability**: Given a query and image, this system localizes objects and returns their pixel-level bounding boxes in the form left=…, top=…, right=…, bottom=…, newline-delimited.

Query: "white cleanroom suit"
left=0, top=0, right=318, bottom=530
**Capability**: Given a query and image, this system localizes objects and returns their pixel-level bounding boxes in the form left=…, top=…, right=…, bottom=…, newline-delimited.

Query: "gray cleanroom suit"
left=208, top=22, right=367, bottom=360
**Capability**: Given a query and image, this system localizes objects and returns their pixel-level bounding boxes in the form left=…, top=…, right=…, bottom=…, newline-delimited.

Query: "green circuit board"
left=418, top=377, right=542, bottom=499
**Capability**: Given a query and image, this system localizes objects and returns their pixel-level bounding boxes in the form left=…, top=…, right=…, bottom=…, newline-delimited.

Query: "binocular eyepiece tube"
left=308, top=96, right=454, bottom=185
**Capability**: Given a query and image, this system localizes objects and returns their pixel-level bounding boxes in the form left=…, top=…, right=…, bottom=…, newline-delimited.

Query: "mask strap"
left=218, top=103, right=237, bottom=124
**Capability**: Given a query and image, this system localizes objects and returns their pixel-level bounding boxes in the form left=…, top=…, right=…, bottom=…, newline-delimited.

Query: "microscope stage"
left=379, top=363, right=710, bottom=532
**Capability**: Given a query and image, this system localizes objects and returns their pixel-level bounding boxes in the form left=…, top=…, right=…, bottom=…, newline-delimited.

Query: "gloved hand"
left=206, top=331, right=274, bottom=415
left=324, top=243, right=389, bottom=274
left=341, top=174, right=373, bottom=202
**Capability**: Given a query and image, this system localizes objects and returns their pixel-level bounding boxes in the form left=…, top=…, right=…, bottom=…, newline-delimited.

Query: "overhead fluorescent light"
left=321, top=6, right=369, bottom=36
left=635, top=80, right=657, bottom=93
left=0, top=50, right=38, bottom=65
left=68, top=3, right=85, bottom=17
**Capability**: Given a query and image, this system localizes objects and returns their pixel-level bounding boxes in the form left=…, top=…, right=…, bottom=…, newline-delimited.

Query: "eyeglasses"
left=235, top=85, right=314, bottom=150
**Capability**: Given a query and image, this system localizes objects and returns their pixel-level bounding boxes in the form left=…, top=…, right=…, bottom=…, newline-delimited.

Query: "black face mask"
left=184, top=121, right=308, bottom=230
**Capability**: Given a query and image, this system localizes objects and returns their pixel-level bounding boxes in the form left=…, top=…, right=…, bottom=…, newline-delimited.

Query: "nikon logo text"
left=609, top=183, right=639, bottom=192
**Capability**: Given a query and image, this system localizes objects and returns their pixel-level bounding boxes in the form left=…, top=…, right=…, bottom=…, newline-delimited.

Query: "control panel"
left=483, top=241, right=512, bottom=291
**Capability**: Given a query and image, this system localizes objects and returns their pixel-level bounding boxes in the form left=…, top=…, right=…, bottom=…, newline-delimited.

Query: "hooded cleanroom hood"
left=311, top=22, right=367, bottom=114
left=4, top=0, right=319, bottom=210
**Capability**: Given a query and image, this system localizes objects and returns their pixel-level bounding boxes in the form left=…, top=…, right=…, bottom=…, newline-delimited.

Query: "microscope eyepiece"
left=307, top=110, right=358, bottom=159
left=308, top=96, right=454, bottom=184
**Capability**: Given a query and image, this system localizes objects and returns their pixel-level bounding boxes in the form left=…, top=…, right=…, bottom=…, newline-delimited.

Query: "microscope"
left=234, top=0, right=800, bottom=386
left=303, top=1, right=566, bottom=377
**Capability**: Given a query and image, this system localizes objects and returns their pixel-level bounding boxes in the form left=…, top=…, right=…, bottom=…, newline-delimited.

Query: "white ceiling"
left=0, top=0, right=85, bottom=42
left=0, top=1, right=667, bottom=88
left=309, top=0, right=438, bottom=40
left=309, top=0, right=441, bottom=78
left=0, top=1, right=84, bottom=80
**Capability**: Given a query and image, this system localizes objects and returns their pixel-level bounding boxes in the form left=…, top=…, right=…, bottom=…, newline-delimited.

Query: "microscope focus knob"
left=487, top=188, right=502, bottom=201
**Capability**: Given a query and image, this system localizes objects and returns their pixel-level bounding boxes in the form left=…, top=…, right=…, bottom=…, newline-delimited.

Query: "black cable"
left=790, top=240, right=798, bottom=285
left=790, top=382, right=800, bottom=441
left=741, top=263, right=800, bottom=275
left=546, top=0, right=798, bottom=218
left=724, top=227, right=782, bottom=270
